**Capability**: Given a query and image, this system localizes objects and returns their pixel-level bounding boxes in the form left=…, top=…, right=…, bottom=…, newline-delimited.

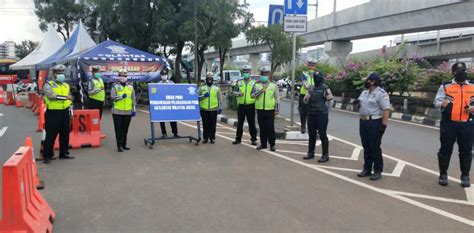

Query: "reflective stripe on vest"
left=200, top=85, right=219, bottom=110
left=113, top=84, right=133, bottom=111
left=300, top=71, right=315, bottom=95
left=44, top=81, right=71, bottom=110
left=237, top=79, right=256, bottom=105
left=90, top=78, right=105, bottom=101
left=444, top=83, right=474, bottom=121
left=255, top=82, right=276, bottom=110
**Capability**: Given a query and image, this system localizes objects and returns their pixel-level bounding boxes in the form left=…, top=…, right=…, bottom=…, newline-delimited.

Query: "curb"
left=282, top=97, right=441, bottom=128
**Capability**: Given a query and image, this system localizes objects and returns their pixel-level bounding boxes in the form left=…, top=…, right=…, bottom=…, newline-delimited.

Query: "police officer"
left=158, top=68, right=179, bottom=137
left=434, top=62, right=473, bottom=188
left=232, top=65, right=257, bottom=145
left=298, top=59, right=317, bottom=134
left=356, top=73, right=391, bottom=181
left=111, top=69, right=136, bottom=152
left=199, top=72, right=222, bottom=144
left=252, top=73, right=279, bottom=151
left=302, top=71, right=334, bottom=162
left=87, top=65, right=105, bottom=119
left=42, top=65, right=74, bottom=164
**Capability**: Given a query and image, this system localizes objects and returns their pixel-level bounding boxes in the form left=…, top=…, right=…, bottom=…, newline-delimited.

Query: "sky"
left=0, top=0, right=397, bottom=53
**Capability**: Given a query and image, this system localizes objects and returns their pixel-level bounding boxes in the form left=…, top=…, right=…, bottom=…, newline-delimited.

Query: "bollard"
left=403, top=99, right=408, bottom=114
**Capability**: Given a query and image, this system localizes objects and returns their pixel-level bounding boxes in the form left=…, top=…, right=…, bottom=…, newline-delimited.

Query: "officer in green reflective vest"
left=252, top=74, right=280, bottom=152
left=42, top=64, right=75, bottom=164
left=87, top=65, right=105, bottom=119
left=110, top=69, right=136, bottom=152
left=199, top=72, right=222, bottom=144
left=232, top=65, right=258, bottom=145
left=298, top=59, right=316, bottom=134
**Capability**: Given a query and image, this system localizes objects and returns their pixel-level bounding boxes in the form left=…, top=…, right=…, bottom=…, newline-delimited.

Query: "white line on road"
left=390, top=162, right=406, bottom=177
left=277, top=149, right=356, bottom=161
left=388, top=190, right=474, bottom=206
left=0, top=127, right=7, bottom=137
left=465, top=186, right=474, bottom=204
left=350, top=146, right=362, bottom=160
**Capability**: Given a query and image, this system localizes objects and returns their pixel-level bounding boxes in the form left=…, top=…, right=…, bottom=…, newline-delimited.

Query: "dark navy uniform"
left=358, top=85, right=391, bottom=179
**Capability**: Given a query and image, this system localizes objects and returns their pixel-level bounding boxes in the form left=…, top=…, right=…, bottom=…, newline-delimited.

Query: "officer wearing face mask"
left=111, top=69, right=136, bottom=152
left=158, top=68, right=179, bottom=138
left=299, top=59, right=317, bottom=134
left=42, top=64, right=75, bottom=164
left=434, top=62, right=474, bottom=188
left=87, top=65, right=105, bottom=119
left=251, top=72, right=279, bottom=152
left=356, top=73, right=391, bottom=181
left=232, top=65, right=257, bottom=145
left=199, top=72, right=222, bottom=144
left=302, top=71, right=334, bottom=162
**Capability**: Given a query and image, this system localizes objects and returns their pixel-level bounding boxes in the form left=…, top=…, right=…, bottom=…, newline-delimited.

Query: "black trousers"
left=160, top=122, right=178, bottom=135
left=308, top=113, right=329, bottom=155
left=438, top=120, right=473, bottom=176
left=298, top=94, right=308, bottom=130
left=88, top=98, right=104, bottom=119
left=112, top=114, right=132, bottom=147
left=43, top=109, right=70, bottom=160
left=236, top=104, right=257, bottom=142
left=359, top=119, right=384, bottom=173
left=257, top=110, right=276, bottom=147
left=201, top=110, right=217, bottom=140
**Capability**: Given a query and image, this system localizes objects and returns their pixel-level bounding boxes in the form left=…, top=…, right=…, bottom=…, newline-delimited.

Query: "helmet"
left=51, top=64, right=66, bottom=73
left=259, top=66, right=270, bottom=74
left=307, top=58, right=316, bottom=67
left=242, top=64, right=252, bottom=72
left=118, top=68, right=128, bottom=76
left=91, top=65, right=102, bottom=72
left=206, top=72, right=213, bottom=78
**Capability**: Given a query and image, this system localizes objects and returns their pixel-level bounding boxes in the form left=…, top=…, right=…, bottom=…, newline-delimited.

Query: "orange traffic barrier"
left=32, top=95, right=39, bottom=115
left=15, top=93, right=23, bottom=108
left=0, top=86, right=4, bottom=104
left=24, top=137, right=45, bottom=190
left=54, top=109, right=102, bottom=149
left=6, top=91, right=15, bottom=105
left=0, top=146, right=56, bottom=233
left=37, top=102, right=45, bottom=132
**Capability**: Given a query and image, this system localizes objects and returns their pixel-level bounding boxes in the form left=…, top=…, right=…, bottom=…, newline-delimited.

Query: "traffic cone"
left=15, top=93, right=23, bottom=107
left=37, top=102, right=45, bottom=132
left=0, top=86, right=4, bottom=104
left=25, top=136, right=45, bottom=190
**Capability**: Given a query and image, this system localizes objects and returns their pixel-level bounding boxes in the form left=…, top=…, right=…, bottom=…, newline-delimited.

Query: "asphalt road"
left=0, top=102, right=473, bottom=232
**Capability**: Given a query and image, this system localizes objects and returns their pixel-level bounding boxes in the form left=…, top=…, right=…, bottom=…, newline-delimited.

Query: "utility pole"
left=194, top=0, right=199, bottom=85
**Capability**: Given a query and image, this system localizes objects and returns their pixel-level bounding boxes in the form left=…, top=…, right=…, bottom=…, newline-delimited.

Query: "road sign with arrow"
left=284, top=0, right=307, bottom=15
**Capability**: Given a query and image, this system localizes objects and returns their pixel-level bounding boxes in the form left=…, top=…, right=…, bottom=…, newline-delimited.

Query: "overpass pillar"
left=248, top=53, right=261, bottom=74
left=324, top=41, right=353, bottom=67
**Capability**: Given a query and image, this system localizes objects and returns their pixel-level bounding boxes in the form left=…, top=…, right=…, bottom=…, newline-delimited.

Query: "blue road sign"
left=268, top=5, right=284, bottom=25
left=284, top=0, right=307, bottom=15
left=148, top=83, right=201, bottom=122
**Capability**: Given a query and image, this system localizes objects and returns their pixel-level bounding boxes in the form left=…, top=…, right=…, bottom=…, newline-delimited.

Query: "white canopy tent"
left=10, top=25, right=64, bottom=70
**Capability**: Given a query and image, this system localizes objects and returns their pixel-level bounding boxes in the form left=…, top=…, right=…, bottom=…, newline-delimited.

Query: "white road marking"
left=0, top=113, right=3, bottom=117
left=390, top=162, right=406, bottom=177
left=350, top=146, right=362, bottom=160
left=178, top=121, right=473, bottom=226
left=313, top=165, right=402, bottom=177
left=389, top=190, right=474, bottom=206
left=139, top=109, right=474, bottom=221
left=0, top=127, right=7, bottom=137
left=277, top=150, right=356, bottom=161
left=465, top=186, right=474, bottom=204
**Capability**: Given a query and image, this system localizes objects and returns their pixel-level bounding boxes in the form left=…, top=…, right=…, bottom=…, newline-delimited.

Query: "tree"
left=15, top=40, right=39, bottom=59
left=210, top=1, right=252, bottom=83
left=34, top=0, right=89, bottom=41
left=246, top=25, right=304, bottom=76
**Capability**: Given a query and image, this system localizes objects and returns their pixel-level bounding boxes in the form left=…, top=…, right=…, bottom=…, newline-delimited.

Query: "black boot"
left=203, top=139, right=208, bottom=144
left=117, top=146, right=123, bottom=152
left=122, top=145, right=130, bottom=150
left=460, top=154, right=472, bottom=185
left=318, top=154, right=329, bottom=163
left=461, top=175, right=471, bottom=188
left=438, top=153, right=450, bottom=186
left=303, top=152, right=315, bottom=160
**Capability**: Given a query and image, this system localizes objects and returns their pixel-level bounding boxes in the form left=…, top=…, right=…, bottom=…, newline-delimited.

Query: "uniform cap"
left=206, top=72, right=213, bottom=77
left=242, top=64, right=252, bottom=71
left=367, top=72, right=382, bottom=86
left=259, top=66, right=270, bottom=73
left=452, top=62, right=467, bottom=73
left=91, top=65, right=102, bottom=71
left=118, top=68, right=128, bottom=76
left=51, top=64, right=66, bottom=72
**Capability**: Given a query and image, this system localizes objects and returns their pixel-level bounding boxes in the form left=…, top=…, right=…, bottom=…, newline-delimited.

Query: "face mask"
left=455, top=71, right=467, bottom=83
left=56, top=74, right=65, bottom=82
left=119, top=76, right=127, bottom=83
left=161, top=75, right=168, bottom=81
left=260, top=76, right=268, bottom=83
left=206, top=78, right=213, bottom=86
left=243, top=73, right=250, bottom=79
left=94, top=73, right=101, bottom=79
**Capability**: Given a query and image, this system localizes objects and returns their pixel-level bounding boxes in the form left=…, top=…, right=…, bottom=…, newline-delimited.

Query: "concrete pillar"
left=248, top=53, right=261, bottom=74
left=224, top=55, right=234, bottom=69
left=324, top=41, right=353, bottom=67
